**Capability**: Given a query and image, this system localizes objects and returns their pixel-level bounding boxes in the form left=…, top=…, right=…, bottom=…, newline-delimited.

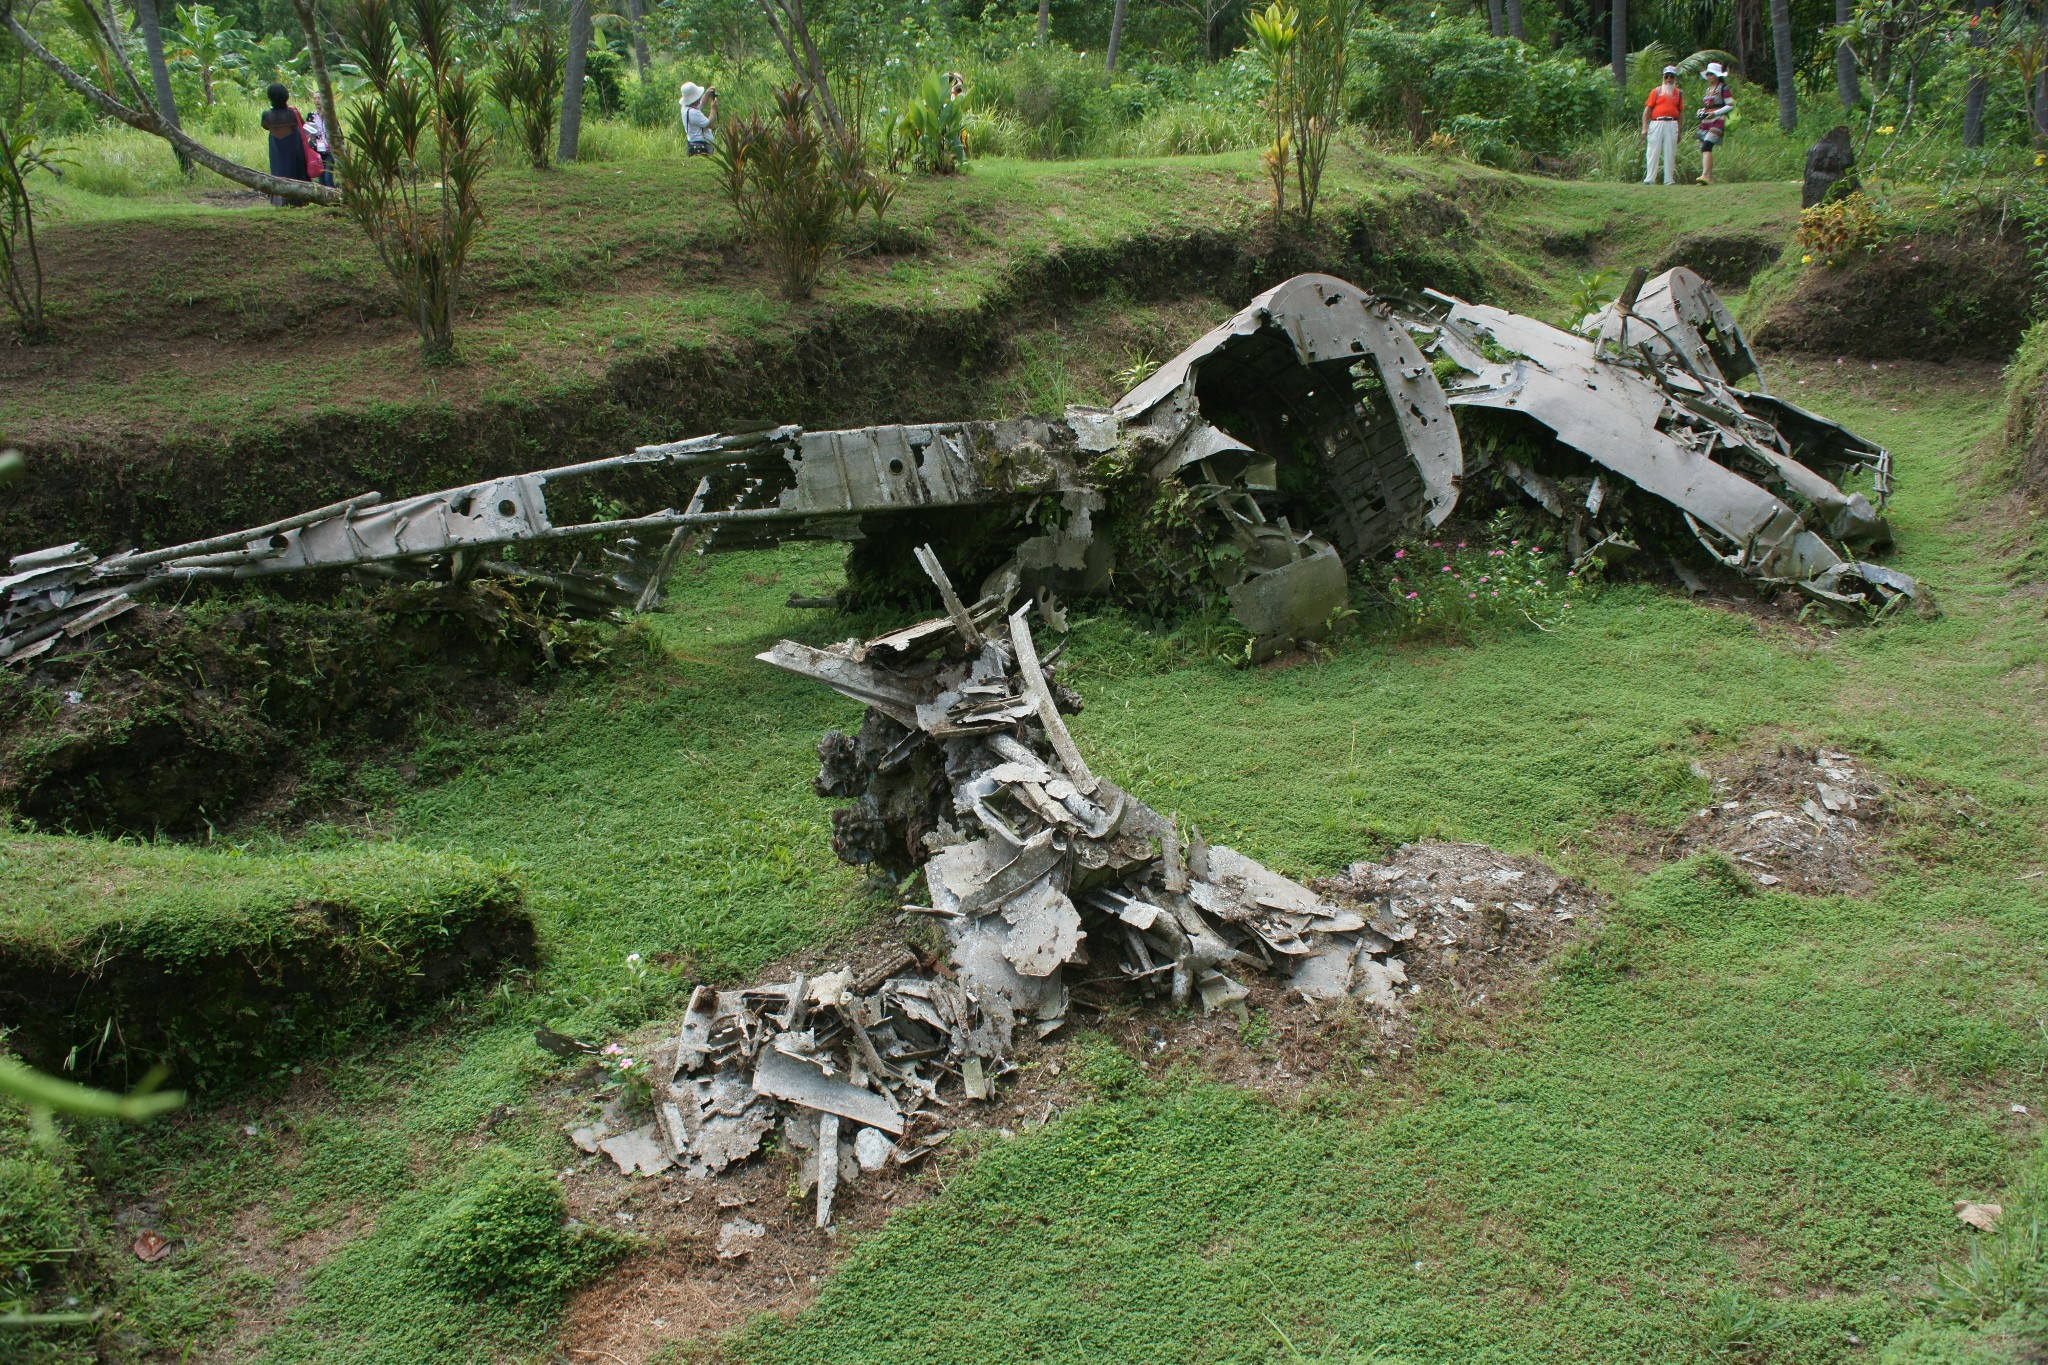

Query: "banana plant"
left=1249, top=1, right=1297, bottom=226
left=168, top=3, right=255, bottom=106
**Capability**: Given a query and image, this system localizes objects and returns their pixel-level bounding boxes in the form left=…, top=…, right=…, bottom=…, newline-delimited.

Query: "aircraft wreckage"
left=0, top=267, right=1916, bottom=666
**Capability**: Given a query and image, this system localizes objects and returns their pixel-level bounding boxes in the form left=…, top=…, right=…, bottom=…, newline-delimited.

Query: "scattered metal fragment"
left=763, top=550, right=1405, bottom=1031
left=715, top=1217, right=767, bottom=1259
left=1955, top=1201, right=2003, bottom=1233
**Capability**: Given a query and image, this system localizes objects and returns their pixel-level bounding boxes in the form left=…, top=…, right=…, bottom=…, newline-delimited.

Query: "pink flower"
left=1490, top=549, right=1504, bottom=557
left=1511, top=539, right=1520, bottom=547
left=1468, top=592, right=1477, bottom=599
left=1442, top=565, right=1452, bottom=573
left=1405, top=591, right=1419, bottom=599
left=1394, top=549, right=1406, bottom=559
left=603, top=1043, right=623, bottom=1056
left=1478, top=576, right=1489, bottom=583
left=1458, top=541, right=1466, bottom=549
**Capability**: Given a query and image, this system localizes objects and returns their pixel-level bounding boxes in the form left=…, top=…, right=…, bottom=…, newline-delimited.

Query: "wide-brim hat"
left=680, top=81, right=705, bottom=107
left=1704, top=61, right=1727, bottom=78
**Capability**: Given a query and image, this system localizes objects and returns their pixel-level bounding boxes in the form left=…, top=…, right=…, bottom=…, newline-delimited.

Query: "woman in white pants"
left=1641, top=66, right=1683, bottom=185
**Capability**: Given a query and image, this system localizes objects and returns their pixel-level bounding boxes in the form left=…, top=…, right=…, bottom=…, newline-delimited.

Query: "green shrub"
left=411, top=1148, right=632, bottom=1305
left=1349, top=17, right=1613, bottom=161
left=1364, top=511, right=1597, bottom=637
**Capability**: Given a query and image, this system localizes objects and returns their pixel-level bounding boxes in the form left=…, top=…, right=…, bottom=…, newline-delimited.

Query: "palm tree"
left=558, top=0, right=590, bottom=161
left=624, top=0, right=649, bottom=76
left=1768, top=0, right=1796, bottom=130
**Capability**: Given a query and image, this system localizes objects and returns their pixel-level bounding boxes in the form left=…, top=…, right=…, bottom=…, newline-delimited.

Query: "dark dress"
left=261, top=106, right=310, bottom=181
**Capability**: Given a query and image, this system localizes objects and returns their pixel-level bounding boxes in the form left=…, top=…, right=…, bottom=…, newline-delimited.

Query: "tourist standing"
left=1641, top=66, right=1683, bottom=185
left=303, top=107, right=336, bottom=188
left=1697, top=63, right=1733, bottom=185
left=680, top=82, right=716, bottom=156
left=260, top=83, right=313, bottom=205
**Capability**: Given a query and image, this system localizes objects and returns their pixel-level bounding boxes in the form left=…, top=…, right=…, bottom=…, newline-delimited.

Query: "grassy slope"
left=0, top=147, right=1798, bottom=445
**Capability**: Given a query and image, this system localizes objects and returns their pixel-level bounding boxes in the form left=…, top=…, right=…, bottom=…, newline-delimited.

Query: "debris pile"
left=570, top=949, right=1004, bottom=1227
left=764, top=551, right=1412, bottom=1031
left=1668, top=747, right=1889, bottom=894
left=572, top=551, right=1447, bottom=1223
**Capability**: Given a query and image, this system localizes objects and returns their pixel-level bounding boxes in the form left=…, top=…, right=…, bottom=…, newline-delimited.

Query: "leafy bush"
left=966, top=44, right=1122, bottom=158
left=1794, top=191, right=1895, bottom=266
left=487, top=22, right=566, bottom=171
left=1349, top=17, right=1613, bottom=162
left=411, top=1148, right=632, bottom=1305
left=338, top=0, right=490, bottom=359
left=713, top=84, right=893, bottom=299
left=1364, top=513, right=1596, bottom=635
left=897, top=71, right=966, bottom=174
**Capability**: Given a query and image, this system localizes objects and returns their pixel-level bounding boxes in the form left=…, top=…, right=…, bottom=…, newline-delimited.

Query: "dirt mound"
left=1313, top=841, right=1606, bottom=1020
left=1658, top=230, right=1783, bottom=291
left=1655, top=745, right=1890, bottom=895
left=1747, top=229, right=2031, bottom=361
left=0, top=584, right=617, bottom=836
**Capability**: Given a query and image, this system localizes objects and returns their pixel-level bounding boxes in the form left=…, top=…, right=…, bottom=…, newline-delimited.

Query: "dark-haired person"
left=260, top=82, right=313, bottom=205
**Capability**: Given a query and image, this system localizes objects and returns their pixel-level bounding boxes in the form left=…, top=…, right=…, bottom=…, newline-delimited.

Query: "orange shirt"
left=1645, top=86, right=1684, bottom=121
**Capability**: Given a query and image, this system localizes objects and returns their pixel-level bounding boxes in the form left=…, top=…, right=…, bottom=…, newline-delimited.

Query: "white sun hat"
left=1704, top=61, right=1727, bottom=78
left=679, top=81, right=705, bottom=108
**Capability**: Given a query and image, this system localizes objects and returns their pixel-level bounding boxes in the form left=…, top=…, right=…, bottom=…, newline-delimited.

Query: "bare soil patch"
left=1632, top=743, right=1892, bottom=895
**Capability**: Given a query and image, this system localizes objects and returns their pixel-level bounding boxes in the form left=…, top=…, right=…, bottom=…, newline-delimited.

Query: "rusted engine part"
left=569, top=959, right=1003, bottom=1226
left=1105, top=273, right=1463, bottom=660
left=0, top=414, right=1104, bottom=666
left=1405, top=271, right=1916, bottom=615
left=762, top=552, right=1413, bottom=1033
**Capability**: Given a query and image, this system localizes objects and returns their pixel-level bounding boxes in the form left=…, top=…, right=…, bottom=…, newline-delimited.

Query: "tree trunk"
left=1505, top=0, right=1525, bottom=40
left=626, top=0, right=650, bottom=77
left=1834, top=0, right=1858, bottom=109
left=1105, top=0, right=1127, bottom=73
left=288, top=0, right=340, bottom=165
left=1487, top=0, right=1504, bottom=38
left=1963, top=0, right=1987, bottom=147
left=1037, top=0, right=1049, bottom=44
left=1768, top=0, right=1797, bottom=131
left=559, top=0, right=590, bottom=162
left=133, top=0, right=190, bottom=174
left=1610, top=0, right=1625, bottom=90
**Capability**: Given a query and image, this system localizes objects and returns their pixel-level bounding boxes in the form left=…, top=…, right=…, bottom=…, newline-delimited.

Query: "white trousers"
left=1643, top=119, right=1678, bottom=184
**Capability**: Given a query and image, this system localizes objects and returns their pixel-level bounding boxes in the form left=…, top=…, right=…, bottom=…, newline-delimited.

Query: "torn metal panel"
left=1403, top=270, right=1917, bottom=614
left=1587, top=266, right=1763, bottom=388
